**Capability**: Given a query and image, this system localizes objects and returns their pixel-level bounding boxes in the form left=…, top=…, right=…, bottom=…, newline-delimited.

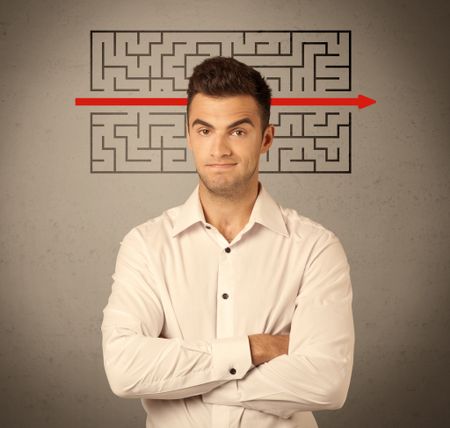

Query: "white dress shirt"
left=101, top=181, right=355, bottom=428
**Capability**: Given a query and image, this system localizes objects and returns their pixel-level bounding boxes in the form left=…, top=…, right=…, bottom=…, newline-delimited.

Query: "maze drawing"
left=91, top=110, right=192, bottom=173
left=89, top=30, right=352, bottom=173
left=91, top=109, right=350, bottom=173
left=91, top=31, right=351, bottom=95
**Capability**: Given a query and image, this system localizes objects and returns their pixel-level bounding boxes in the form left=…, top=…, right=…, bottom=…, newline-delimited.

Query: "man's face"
left=186, top=93, right=274, bottom=198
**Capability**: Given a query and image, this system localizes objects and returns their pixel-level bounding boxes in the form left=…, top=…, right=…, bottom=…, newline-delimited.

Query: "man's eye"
left=198, top=129, right=210, bottom=136
left=232, top=129, right=245, bottom=136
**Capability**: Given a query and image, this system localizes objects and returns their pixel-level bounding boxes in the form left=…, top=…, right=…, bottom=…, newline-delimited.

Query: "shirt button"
left=222, top=293, right=229, bottom=299
left=205, top=225, right=211, bottom=229
left=229, top=368, right=236, bottom=375
left=225, top=247, right=231, bottom=253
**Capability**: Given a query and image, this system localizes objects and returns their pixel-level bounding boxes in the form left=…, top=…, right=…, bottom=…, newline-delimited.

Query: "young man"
left=101, top=57, right=355, bottom=428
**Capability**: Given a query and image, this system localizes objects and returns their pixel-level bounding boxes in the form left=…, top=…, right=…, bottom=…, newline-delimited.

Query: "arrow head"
left=358, top=94, right=376, bottom=109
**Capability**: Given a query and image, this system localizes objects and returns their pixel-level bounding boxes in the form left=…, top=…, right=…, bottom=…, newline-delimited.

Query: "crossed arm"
left=101, top=228, right=354, bottom=418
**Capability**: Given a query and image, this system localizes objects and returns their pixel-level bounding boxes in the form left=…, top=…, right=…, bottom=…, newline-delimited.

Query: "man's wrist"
left=248, top=334, right=290, bottom=366
left=248, top=334, right=267, bottom=366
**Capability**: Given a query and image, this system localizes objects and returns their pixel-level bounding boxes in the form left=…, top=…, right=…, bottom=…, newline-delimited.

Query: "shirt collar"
left=170, top=183, right=206, bottom=237
left=170, top=181, right=289, bottom=238
left=249, top=182, right=289, bottom=237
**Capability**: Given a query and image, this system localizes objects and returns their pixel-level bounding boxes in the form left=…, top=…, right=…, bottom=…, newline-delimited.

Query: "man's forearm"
left=102, top=321, right=254, bottom=399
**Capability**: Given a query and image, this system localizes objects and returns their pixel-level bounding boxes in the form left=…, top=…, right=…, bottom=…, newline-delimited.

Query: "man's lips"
left=207, top=163, right=237, bottom=168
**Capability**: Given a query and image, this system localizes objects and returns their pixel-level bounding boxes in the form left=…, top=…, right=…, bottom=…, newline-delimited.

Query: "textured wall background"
left=1, top=0, right=449, bottom=427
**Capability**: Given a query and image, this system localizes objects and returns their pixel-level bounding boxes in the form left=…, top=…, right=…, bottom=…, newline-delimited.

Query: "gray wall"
left=1, top=0, right=449, bottom=427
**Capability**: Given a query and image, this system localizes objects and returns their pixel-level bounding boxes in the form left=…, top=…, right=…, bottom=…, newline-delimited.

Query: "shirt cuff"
left=211, top=336, right=253, bottom=380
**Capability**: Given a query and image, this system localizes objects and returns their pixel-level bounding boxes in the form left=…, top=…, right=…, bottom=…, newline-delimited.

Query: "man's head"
left=186, top=57, right=274, bottom=199
left=187, top=56, right=271, bottom=132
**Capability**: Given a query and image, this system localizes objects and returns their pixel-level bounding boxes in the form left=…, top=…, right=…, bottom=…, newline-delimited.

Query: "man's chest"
left=153, top=229, right=308, bottom=339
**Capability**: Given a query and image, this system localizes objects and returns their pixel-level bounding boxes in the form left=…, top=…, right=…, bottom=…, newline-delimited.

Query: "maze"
left=91, top=110, right=192, bottom=173
left=89, top=31, right=352, bottom=173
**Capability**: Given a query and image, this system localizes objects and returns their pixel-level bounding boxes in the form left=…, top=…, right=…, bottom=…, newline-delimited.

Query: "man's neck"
left=198, top=180, right=261, bottom=243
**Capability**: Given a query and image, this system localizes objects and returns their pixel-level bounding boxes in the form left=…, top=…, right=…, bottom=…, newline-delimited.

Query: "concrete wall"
left=1, top=0, right=449, bottom=426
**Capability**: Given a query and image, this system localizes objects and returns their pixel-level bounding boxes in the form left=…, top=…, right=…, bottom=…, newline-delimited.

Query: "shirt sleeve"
left=101, top=228, right=253, bottom=400
left=201, top=231, right=355, bottom=418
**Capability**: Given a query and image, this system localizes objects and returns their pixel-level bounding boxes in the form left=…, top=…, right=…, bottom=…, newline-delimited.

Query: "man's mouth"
left=207, top=163, right=237, bottom=168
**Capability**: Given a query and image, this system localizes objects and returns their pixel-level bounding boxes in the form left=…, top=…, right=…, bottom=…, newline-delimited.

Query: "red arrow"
left=271, top=94, right=376, bottom=109
left=75, top=97, right=188, bottom=106
left=75, top=94, right=376, bottom=109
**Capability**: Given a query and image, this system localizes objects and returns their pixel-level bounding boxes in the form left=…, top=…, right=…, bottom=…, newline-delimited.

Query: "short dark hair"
left=186, top=56, right=272, bottom=131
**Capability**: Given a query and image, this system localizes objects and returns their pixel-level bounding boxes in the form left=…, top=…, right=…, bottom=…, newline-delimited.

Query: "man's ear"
left=260, top=124, right=274, bottom=154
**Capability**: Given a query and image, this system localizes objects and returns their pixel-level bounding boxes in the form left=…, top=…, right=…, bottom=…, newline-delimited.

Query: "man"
left=101, top=56, right=355, bottom=428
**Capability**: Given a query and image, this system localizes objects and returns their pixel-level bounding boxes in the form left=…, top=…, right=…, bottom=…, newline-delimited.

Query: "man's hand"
left=248, top=334, right=290, bottom=366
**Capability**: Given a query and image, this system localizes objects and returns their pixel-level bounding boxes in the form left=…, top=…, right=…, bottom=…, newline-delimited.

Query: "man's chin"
left=198, top=175, right=241, bottom=197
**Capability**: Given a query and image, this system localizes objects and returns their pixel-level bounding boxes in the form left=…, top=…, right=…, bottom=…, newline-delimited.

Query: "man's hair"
left=187, top=56, right=272, bottom=131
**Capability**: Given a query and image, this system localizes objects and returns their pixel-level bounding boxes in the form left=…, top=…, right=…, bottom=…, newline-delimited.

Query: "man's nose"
left=210, top=133, right=232, bottom=157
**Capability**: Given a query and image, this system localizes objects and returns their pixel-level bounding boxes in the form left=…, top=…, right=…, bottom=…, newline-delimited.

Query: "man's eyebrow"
left=190, top=117, right=255, bottom=129
left=227, top=118, right=255, bottom=129
left=191, top=119, right=213, bottom=128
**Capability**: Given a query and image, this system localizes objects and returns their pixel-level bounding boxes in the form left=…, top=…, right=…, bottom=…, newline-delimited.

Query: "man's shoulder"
left=278, top=203, right=338, bottom=243
left=120, top=201, right=184, bottom=244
